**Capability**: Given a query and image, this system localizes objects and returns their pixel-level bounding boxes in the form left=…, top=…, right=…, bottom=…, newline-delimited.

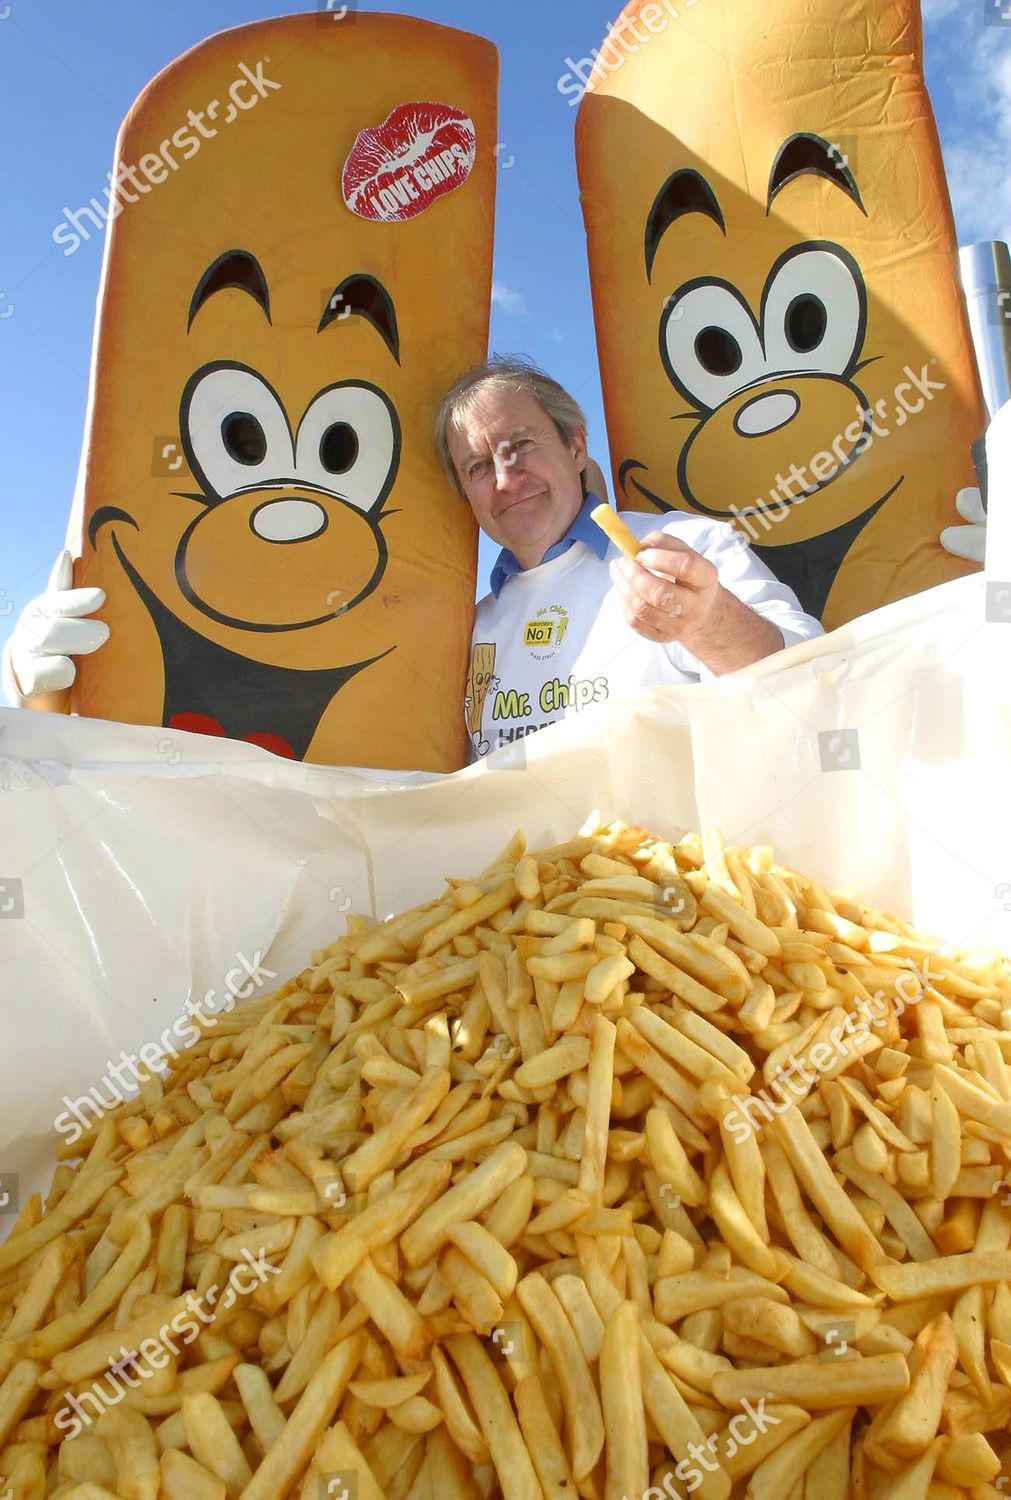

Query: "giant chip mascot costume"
left=575, top=0, right=987, bottom=629
left=62, top=13, right=496, bottom=770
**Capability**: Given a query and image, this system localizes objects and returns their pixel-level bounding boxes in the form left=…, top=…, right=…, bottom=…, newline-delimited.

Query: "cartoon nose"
left=734, top=390, right=800, bottom=437
left=250, top=498, right=328, bottom=543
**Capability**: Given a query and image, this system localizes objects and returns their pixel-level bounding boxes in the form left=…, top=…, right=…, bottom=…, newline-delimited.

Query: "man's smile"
left=494, top=490, right=546, bottom=520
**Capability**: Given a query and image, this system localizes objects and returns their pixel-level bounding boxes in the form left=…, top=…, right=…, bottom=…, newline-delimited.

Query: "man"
left=436, top=356, right=823, bottom=759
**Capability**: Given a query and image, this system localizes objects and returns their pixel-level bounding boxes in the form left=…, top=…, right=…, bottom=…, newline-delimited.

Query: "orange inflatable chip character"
left=67, top=13, right=496, bottom=769
left=576, top=0, right=986, bottom=628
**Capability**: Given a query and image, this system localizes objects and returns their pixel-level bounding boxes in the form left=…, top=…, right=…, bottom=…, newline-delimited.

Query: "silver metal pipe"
left=959, top=240, right=1011, bottom=419
left=959, top=240, right=1011, bottom=507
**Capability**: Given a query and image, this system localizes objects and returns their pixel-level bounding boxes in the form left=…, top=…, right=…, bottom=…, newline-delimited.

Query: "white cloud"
left=491, top=280, right=528, bottom=316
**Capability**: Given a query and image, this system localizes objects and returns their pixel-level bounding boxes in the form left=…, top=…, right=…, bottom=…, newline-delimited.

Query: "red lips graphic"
left=342, top=101, right=476, bottom=223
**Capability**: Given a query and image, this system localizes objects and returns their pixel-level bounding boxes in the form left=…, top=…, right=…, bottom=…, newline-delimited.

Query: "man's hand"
left=608, top=531, right=784, bottom=674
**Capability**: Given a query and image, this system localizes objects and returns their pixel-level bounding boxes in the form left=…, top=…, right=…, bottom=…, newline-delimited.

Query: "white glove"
left=1, top=551, right=108, bottom=706
left=940, top=486, right=986, bottom=563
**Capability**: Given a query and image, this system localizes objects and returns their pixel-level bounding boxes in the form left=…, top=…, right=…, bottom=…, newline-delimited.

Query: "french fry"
left=233, top=1363, right=286, bottom=1452
left=589, top=504, right=641, bottom=558
left=713, top=1353, right=909, bottom=1409
left=444, top=1223, right=517, bottom=1302
left=806, top=1416, right=851, bottom=1500
left=876, top=1314, right=958, bottom=1456
left=159, top=1448, right=228, bottom=1500
left=747, top=1408, right=853, bottom=1500
left=720, top=1404, right=811, bottom=1484
left=513, top=1373, right=577, bottom=1500
left=643, top=1107, right=706, bottom=1207
left=313, top=1160, right=452, bottom=1289
left=0, top=1360, right=45, bottom=1450
left=600, top=1301, right=648, bottom=1500
left=577, top=1015, right=617, bottom=1206
left=708, top=1162, right=779, bottom=1279
left=237, top=1333, right=364, bottom=1500
left=274, top=1290, right=343, bottom=1403
left=400, top=1144, right=527, bottom=1268
left=26, top=1219, right=153, bottom=1360
left=934, top=1430, right=1002, bottom=1486
left=182, top=1392, right=252, bottom=1497
left=347, top=1258, right=429, bottom=1361
left=97, top=1405, right=161, bottom=1500
left=515, top=1273, right=604, bottom=1480
left=870, top=1251, right=1011, bottom=1301
left=424, top=1426, right=481, bottom=1500
left=297, top=1420, right=386, bottom=1500
left=877, top=1437, right=943, bottom=1498
left=430, top=1347, right=489, bottom=1466
left=443, top=1333, right=541, bottom=1500
left=771, top=1107, right=885, bottom=1272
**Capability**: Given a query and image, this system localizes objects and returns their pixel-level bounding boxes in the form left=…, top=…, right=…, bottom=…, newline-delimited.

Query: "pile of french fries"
left=2, top=817, right=1011, bottom=1500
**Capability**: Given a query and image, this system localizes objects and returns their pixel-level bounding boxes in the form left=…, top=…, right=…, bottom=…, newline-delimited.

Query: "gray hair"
left=434, top=354, right=588, bottom=494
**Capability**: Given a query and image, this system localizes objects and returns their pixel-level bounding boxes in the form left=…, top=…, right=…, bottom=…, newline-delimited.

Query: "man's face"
left=448, top=386, right=587, bottom=567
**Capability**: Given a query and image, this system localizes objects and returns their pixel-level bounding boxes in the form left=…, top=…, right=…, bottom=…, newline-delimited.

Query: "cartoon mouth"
left=618, top=462, right=903, bottom=619
left=111, top=533, right=388, bottom=759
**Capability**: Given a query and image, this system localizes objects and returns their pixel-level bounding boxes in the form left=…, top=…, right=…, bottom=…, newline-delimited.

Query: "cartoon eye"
left=222, top=412, right=268, bottom=466
left=661, top=283, right=765, bottom=412
left=295, top=382, right=400, bottom=513
left=318, top=423, right=359, bottom=475
left=183, top=366, right=293, bottom=499
left=762, top=246, right=864, bottom=378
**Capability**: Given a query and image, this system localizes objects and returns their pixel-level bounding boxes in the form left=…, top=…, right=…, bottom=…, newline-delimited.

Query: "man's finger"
left=635, top=544, right=708, bottom=590
left=610, top=559, right=680, bottom=613
left=610, top=567, right=688, bottom=638
left=635, top=531, right=716, bottom=591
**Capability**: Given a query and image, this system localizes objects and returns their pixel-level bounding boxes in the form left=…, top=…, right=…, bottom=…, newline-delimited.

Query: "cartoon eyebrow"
left=188, top=250, right=271, bottom=330
left=767, top=134, right=866, bottom=216
left=645, top=169, right=726, bottom=280
left=318, top=273, right=400, bottom=363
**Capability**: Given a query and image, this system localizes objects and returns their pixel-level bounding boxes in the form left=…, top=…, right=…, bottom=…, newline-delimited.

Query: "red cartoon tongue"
left=342, top=100, right=476, bottom=223
left=168, top=712, right=294, bottom=760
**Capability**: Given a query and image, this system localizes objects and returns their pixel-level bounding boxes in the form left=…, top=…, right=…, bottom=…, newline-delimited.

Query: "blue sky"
left=0, top=0, right=1005, bottom=618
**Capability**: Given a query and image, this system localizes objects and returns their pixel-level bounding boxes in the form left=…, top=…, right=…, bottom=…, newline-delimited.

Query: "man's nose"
left=493, top=446, right=522, bottom=487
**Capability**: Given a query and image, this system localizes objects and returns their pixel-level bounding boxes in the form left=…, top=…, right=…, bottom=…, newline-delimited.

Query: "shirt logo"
left=522, top=604, right=569, bottom=661
left=523, top=619, right=555, bottom=648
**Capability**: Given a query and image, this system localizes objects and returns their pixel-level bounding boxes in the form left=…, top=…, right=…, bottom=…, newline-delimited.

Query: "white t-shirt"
left=464, top=509, right=822, bottom=759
